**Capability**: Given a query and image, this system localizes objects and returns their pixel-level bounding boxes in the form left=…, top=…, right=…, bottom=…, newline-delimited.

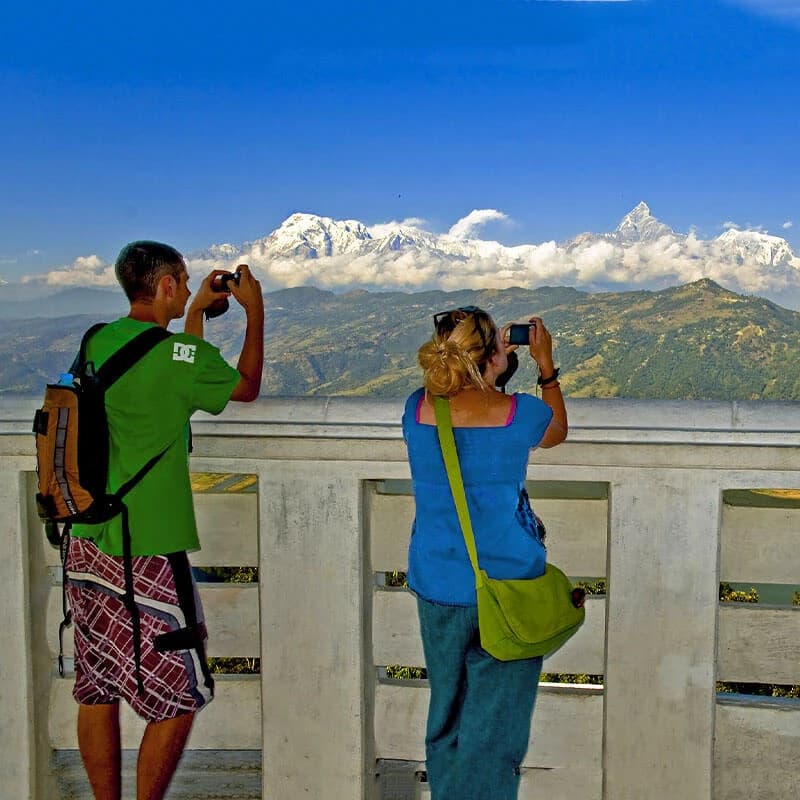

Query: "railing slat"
left=42, top=492, right=258, bottom=569
left=417, top=767, right=602, bottom=800
left=369, top=493, right=608, bottom=577
left=721, top=505, right=800, bottom=584
left=374, top=682, right=603, bottom=768
left=193, top=493, right=259, bottom=567
left=529, top=498, right=608, bottom=578
left=369, top=493, right=414, bottom=572
left=372, top=590, right=605, bottom=676
left=47, top=583, right=259, bottom=659
left=717, top=604, right=800, bottom=684
left=49, top=676, right=260, bottom=749
left=715, top=697, right=800, bottom=799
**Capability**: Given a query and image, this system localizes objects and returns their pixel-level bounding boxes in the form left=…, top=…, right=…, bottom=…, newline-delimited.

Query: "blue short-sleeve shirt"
left=402, top=388, right=553, bottom=606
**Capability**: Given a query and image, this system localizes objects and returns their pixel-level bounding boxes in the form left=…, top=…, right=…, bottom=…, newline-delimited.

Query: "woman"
left=401, top=305, right=567, bottom=800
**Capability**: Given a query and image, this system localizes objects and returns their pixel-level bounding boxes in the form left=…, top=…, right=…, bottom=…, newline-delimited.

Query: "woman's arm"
left=528, top=317, right=567, bottom=448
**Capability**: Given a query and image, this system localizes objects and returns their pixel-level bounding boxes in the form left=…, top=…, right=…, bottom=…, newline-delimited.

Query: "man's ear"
left=156, top=274, right=176, bottom=301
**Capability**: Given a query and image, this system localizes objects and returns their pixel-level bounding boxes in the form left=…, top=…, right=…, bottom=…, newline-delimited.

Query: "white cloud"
left=367, top=217, right=428, bottom=238
left=447, top=209, right=510, bottom=239
left=25, top=207, right=800, bottom=311
left=783, top=220, right=794, bottom=229
left=23, top=254, right=116, bottom=287
left=726, top=219, right=769, bottom=234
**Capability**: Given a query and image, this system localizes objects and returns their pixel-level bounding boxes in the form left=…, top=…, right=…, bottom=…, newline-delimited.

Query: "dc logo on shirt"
left=172, top=343, right=197, bottom=364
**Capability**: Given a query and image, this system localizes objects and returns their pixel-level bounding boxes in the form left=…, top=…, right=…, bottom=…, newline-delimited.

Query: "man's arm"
left=185, top=270, right=232, bottom=338
left=227, top=265, right=264, bottom=402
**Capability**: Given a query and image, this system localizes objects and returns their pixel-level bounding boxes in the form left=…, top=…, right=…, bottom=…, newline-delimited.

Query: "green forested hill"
left=3, top=279, right=800, bottom=399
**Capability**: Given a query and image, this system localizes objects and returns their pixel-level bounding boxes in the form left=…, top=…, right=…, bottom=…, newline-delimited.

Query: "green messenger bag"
left=434, top=396, right=585, bottom=661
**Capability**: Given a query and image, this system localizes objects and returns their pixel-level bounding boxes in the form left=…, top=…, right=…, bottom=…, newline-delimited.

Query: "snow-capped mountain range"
left=185, top=201, right=800, bottom=304
left=193, top=202, right=798, bottom=269
left=17, top=202, right=800, bottom=310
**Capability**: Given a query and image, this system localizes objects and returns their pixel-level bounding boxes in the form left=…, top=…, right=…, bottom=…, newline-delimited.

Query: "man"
left=65, top=241, right=264, bottom=800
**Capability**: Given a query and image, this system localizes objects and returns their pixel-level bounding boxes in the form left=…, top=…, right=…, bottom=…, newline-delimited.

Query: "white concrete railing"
left=1, top=396, right=799, bottom=800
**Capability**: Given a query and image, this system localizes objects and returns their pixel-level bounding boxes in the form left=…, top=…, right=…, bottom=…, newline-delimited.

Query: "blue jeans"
left=417, top=597, right=543, bottom=800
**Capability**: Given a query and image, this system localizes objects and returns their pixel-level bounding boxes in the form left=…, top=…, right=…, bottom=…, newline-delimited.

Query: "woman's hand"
left=527, top=317, right=555, bottom=373
left=499, top=323, right=520, bottom=354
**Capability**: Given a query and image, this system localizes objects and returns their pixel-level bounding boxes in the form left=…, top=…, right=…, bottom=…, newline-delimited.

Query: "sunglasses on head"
left=432, top=305, right=481, bottom=329
left=432, top=306, right=490, bottom=353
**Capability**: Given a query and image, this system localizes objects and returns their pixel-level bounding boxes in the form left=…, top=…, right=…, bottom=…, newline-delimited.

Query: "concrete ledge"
left=5, top=395, right=800, bottom=445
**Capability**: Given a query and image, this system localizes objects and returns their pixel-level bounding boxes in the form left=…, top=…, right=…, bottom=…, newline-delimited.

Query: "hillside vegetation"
left=3, top=279, right=800, bottom=399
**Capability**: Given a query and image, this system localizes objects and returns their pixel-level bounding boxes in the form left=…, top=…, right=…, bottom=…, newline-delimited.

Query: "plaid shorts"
left=65, top=535, right=214, bottom=722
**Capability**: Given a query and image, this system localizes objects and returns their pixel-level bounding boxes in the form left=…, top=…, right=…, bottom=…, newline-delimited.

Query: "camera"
left=508, top=323, right=536, bottom=346
left=205, top=272, right=242, bottom=320
left=212, top=271, right=241, bottom=292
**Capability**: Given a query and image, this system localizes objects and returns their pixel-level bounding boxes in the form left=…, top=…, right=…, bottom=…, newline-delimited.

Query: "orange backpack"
left=33, top=323, right=172, bottom=536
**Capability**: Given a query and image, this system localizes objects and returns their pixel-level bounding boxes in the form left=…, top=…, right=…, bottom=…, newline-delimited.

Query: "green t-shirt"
left=71, top=318, right=240, bottom=556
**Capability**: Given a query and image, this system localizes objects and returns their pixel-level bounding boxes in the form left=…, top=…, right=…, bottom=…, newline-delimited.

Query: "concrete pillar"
left=604, top=470, right=721, bottom=799
left=258, top=463, right=367, bottom=799
left=0, top=462, right=36, bottom=798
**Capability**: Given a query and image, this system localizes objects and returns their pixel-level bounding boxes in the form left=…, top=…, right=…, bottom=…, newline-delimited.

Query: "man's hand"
left=228, top=265, right=264, bottom=402
left=185, top=269, right=234, bottom=338
left=190, top=270, right=233, bottom=313
left=228, top=265, right=264, bottom=318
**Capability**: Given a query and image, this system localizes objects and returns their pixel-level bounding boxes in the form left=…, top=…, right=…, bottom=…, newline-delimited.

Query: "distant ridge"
left=0, top=287, right=126, bottom=319
left=3, top=279, right=800, bottom=401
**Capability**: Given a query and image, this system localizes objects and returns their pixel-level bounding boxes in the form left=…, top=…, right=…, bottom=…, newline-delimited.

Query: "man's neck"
left=128, top=302, right=170, bottom=328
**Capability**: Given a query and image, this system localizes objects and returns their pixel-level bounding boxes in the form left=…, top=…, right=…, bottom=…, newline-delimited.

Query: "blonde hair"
left=418, top=309, right=497, bottom=397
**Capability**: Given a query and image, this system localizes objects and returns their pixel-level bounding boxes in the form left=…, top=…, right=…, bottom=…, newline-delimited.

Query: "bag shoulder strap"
left=95, top=325, right=172, bottom=388
left=433, top=396, right=483, bottom=588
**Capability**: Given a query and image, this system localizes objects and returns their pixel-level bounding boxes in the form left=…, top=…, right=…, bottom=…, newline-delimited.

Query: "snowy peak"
left=716, top=228, right=795, bottom=266
left=264, top=213, right=373, bottom=259
left=614, top=202, right=675, bottom=243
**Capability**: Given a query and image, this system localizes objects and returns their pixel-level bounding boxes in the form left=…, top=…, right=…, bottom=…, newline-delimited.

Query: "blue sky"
left=1, top=0, right=799, bottom=279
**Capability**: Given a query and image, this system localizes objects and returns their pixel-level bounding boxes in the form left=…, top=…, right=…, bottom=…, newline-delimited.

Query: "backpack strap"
left=96, top=325, right=173, bottom=388
left=57, top=524, right=73, bottom=678
left=79, top=324, right=174, bottom=694
left=69, top=322, right=107, bottom=376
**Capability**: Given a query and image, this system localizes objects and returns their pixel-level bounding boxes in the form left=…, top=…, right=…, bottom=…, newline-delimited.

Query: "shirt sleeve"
left=402, top=388, right=424, bottom=442
left=185, top=337, right=241, bottom=415
left=517, top=393, right=554, bottom=448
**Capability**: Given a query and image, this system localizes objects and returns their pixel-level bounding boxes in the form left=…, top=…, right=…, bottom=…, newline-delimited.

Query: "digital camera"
left=212, top=271, right=241, bottom=291
left=508, top=322, right=536, bottom=346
